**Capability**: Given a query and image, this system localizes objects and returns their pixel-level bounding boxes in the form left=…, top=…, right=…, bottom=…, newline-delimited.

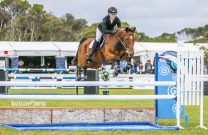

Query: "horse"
left=71, top=26, right=136, bottom=81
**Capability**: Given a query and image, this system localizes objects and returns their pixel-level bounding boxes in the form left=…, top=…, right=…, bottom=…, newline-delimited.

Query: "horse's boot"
left=86, top=40, right=99, bottom=62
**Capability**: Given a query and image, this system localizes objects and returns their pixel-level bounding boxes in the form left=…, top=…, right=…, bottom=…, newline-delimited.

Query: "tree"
left=61, top=13, right=87, bottom=41
left=42, top=13, right=73, bottom=41
left=13, top=4, right=47, bottom=41
left=0, top=0, right=30, bottom=40
left=194, top=32, right=208, bottom=73
left=0, top=7, right=11, bottom=40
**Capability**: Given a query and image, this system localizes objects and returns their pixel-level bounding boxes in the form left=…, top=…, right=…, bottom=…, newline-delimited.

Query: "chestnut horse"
left=72, top=26, right=136, bottom=81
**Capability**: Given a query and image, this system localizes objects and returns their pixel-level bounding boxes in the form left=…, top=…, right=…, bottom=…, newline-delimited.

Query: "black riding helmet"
left=108, top=7, right=117, bottom=14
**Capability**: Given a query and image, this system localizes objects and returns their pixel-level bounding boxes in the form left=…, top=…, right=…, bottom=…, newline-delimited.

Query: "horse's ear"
left=131, top=27, right=136, bottom=32
left=125, top=27, right=130, bottom=32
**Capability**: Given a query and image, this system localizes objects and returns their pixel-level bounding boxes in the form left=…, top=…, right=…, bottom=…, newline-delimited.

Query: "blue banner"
left=56, top=57, right=65, bottom=74
left=10, top=57, right=18, bottom=69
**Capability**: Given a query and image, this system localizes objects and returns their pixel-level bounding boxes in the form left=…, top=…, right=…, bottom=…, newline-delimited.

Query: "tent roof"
left=53, top=42, right=79, bottom=51
left=9, top=42, right=59, bottom=51
left=0, top=41, right=204, bottom=57
left=0, top=42, right=14, bottom=51
left=138, top=42, right=199, bottom=51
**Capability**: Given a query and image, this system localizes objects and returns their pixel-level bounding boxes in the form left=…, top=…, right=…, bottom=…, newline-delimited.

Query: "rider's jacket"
left=98, top=15, right=121, bottom=34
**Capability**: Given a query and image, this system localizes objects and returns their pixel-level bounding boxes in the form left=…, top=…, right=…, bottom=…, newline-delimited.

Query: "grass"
left=0, top=88, right=207, bottom=135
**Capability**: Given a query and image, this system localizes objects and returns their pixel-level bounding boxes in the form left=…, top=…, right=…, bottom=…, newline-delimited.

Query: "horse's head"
left=116, top=27, right=136, bottom=58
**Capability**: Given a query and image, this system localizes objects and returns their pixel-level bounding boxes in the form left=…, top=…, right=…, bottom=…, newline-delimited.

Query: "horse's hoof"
left=76, top=77, right=83, bottom=81
left=113, top=71, right=119, bottom=77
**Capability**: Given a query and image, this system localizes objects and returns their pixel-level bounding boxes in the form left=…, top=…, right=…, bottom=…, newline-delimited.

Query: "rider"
left=86, top=7, right=121, bottom=61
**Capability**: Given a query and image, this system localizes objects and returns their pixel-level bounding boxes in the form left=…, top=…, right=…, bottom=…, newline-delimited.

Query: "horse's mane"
left=79, top=37, right=88, bottom=44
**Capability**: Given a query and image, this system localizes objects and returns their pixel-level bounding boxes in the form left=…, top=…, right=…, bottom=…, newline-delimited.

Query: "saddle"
left=89, top=35, right=106, bottom=49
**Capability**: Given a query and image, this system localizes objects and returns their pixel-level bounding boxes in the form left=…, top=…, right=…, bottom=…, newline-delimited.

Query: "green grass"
left=0, top=88, right=207, bottom=135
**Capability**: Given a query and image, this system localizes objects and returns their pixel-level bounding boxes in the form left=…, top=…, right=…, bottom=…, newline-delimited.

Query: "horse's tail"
left=71, top=37, right=88, bottom=65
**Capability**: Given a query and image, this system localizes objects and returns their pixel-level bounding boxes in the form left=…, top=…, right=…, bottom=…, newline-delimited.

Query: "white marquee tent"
left=8, top=42, right=60, bottom=56
left=0, top=41, right=203, bottom=59
left=0, top=42, right=15, bottom=56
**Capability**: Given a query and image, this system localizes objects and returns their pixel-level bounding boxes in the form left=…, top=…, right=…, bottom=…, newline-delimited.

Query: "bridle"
left=104, top=31, right=134, bottom=53
left=115, top=33, right=134, bottom=52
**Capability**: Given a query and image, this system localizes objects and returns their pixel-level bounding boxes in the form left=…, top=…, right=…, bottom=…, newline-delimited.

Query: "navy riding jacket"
left=98, top=15, right=121, bottom=34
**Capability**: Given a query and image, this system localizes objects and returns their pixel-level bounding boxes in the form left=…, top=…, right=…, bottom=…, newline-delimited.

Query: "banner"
left=56, top=57, right=65, bottom=74
left=158, top=51, right=177, bottom=73
left=10, top=57, right=18, bottom=69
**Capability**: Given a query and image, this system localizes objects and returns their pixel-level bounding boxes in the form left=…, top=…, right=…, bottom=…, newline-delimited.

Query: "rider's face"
left=109, top=14, right=117, bottom=20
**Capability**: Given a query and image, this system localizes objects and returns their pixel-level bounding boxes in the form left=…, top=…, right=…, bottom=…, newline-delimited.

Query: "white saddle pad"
left=89, top=39, right=104, bottom=49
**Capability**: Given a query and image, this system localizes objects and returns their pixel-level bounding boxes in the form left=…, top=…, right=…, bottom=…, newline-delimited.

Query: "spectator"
left=136, top=62, right=145, bottom=74
left=29, top=62, right=33, bottom=67
left=43, top=62, right=50, bottom=68
left=120, top=59, right=127, bottom=74
left=130, top=58, right=137, bottom=74
left=18, top=59, right=24, bottom=67
left=145, top=60, right=153, bottom=74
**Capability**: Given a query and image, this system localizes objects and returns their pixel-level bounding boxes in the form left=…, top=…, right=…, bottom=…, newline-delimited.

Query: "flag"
left=4, top=51, right=8, bottom=54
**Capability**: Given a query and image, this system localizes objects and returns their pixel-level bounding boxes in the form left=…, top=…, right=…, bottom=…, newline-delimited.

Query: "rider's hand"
left=112, top=29, right=117, bottom=34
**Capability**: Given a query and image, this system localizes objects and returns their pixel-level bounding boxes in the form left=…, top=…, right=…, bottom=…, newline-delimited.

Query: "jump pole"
left=0, top=95, right=176, bottom=100
left=0, top=81, right=176, bottom=87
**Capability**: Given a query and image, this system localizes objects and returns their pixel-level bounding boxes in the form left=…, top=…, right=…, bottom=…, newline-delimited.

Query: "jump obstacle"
left=0, top=43, right=207, bottom=130
left=2, top=68, right=73, bottom=73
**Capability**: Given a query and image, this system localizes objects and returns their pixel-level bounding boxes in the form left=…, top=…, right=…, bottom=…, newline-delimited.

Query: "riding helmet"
left=108, top=7, right=117, bottom=14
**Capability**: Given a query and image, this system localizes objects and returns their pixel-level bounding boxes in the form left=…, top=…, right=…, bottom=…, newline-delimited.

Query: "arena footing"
left=1, top=122, right=179, bottom=131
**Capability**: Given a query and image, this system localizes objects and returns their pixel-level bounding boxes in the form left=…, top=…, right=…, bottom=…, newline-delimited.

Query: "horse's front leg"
left=112, top=56, right=121, bottom=77
left=105, top=52, right=117, bottom=63
left=115, top=56, right=121, bottom=73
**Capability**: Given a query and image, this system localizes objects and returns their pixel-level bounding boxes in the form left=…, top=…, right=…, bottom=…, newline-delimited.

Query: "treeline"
left=0, top=0, right=208, bottom=42
left=0, top=0, right=87, bottom=41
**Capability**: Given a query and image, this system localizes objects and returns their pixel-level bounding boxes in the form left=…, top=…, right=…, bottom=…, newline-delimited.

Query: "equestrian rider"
left=86, top=7, right=121, bottom=61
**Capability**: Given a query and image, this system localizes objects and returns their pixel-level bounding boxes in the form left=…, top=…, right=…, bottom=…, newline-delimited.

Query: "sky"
left=27, top=0, right=208, bottom=38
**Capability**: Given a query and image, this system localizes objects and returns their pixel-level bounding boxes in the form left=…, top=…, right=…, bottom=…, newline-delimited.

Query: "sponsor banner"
left=10, top=79, right=57, bottom=89
left=99, top=77, right=130, bottom=88
left=61, top=78, right=76, bottom=88
left=0, top=60, right=5, bottom=69
left=133, top=78, right=154, bottom=90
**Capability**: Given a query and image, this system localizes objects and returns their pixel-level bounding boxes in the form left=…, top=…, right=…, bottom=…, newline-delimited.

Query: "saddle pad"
left=89, top=39, right=104, bottom=49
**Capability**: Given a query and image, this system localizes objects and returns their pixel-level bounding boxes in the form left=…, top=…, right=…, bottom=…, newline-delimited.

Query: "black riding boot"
left=86, top=40, right=99, bottom=60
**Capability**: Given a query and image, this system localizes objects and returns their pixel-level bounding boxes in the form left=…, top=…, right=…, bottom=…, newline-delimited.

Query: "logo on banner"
left=172, top=74, right=177, bottom=81
left=167, top=86, right=177, bottom=95
left=4, top=51, right=8, bottom=54
left=117, top=79, right=125, bottom=82
left=159, top=64, right=169, bottom=76
left=172, top=104, right=182, bottom=115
